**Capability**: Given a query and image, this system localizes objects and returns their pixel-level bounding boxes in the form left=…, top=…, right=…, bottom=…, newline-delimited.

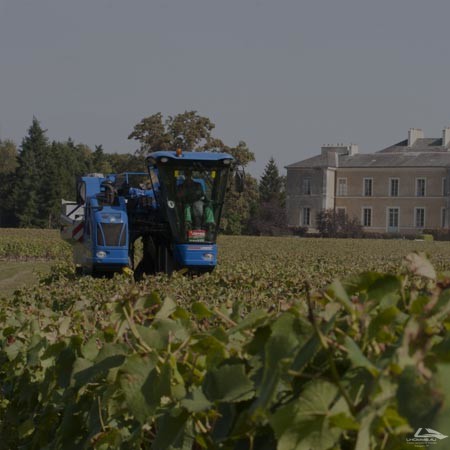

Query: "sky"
left=1, top=0, right=450, bottom=177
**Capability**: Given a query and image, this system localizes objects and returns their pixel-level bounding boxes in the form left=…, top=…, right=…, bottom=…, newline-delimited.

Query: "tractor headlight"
left=203, top=253, right=214, bottom=261
left=101, top=213, right=121, bottom=222
left=96, top=251, right=107, bottom=259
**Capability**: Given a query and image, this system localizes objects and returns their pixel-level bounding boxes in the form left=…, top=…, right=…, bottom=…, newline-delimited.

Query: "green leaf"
left=142, top=361, right=172, bottom=410
left=137, top=319, right=189, bottom=351
left=229, top=309, right=269, bottom=334
left=203, top=363, right=254, bottom=403
left=291, top=315, right=336, bottom=372
left=5, top=340, right=22, bottom=361
left=181, top=387, right=212, bottom=413
left=73, top=354, right=126, bottom=387
left=270, top=380, right=342, bottom=450
left=18, top=418, right=34, bottom=439
left=81, top=335, right=99, bottom=361
left=155, top=296, right=177, bottom=319
left=135, top=324, right=165, bottom=350
left=27, top=335, right=46, bottom=367
left=344, top=272, right=401, bottom=304
left=92, top=429, right=122, bottom=449
left=368, top=306, right=401, bottom=341
left=192, top=302, right=213, bottom=319
left=327, top=280, right=354, bottom=314
left=135, top=291, right=161, bottom=310
left=251, top=314, right=310, bottom=412
left=94, top=343, right=129, bottom=362
left=119, top=354, right=156, bottom=423
left=434, top=338, right=450, bottom=363
left=355, top=411, right=376, bottom=450
left=152, top=408, right=191, bottom=450
left=344, top=336, right=379, bottom=376
left=190, top=334, right=227, bottom=368
left=397, top=366, right=441, bottom=428
left=59, top=316, right=71, bottom=335
left=432, top=364, right=450, bottom=450
left=329, top=412, right=360, bottom=431
left=383, top=407, right=411, bottom=434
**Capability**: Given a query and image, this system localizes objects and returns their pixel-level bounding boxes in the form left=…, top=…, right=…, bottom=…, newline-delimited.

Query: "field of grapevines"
left=1, top=230, right=450, bottom=449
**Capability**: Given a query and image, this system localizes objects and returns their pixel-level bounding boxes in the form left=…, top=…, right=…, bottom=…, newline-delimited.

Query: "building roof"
left=378, top=138, right=449, bottom=153
left=286, top=154, right=329, bottom=168
left=287, top=135, right=450, bottom=169
left=338, top=152, right=450, bottom=168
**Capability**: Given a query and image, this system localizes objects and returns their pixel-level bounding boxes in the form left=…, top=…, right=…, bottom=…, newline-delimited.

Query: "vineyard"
left=1, top=230, right=450, bottom=449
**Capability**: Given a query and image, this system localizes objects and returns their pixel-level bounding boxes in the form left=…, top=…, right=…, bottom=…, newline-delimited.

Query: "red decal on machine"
left=188, top=229, right=206, bottom=242
left=72, top=222, right=84, bottom=242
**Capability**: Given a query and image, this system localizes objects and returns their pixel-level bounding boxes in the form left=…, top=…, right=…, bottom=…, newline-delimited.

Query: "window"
left=363, top=178, right=373, bottom=196
left=336, top=207, right=346, bottom=215
left=442, top=208, right=447, bottom=228
left=388, top=208, right=399, bottom=230
left=362, top=208, right=372, bottom=227
left=302, top=207, right=311, bottom=226
left=443, top=178, right=447, bottom=196
left=302, top=178, right=311, bottom=195
left=337, top=178, right=347, bottom=196
left=389, top=178, right=399, bottom=197
left=415, top=208, right=425, bottom=228
left=416, top=178, right=426, bottom=197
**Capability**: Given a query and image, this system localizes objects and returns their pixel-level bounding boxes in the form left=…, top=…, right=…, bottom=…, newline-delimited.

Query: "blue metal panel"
left=174, top=244, right=217, bottom=268
left=92, top=247, right=129, bottom=266
left=81, top=176, right=104, bottom=198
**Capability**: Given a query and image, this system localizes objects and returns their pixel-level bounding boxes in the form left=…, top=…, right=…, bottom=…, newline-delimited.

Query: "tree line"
left=0, top=112, right=287, bottom=234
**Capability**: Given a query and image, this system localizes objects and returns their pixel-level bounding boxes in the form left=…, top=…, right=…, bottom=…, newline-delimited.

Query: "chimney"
left=443, top=127, right=450, bottom=147
left=327, top=151, right=339, bottom=167
left=408, top=128, right=423, bottom=147
left=321, top=144, right=353, bottom=156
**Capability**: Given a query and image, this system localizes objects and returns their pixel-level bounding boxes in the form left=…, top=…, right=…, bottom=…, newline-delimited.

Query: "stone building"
left=286, top=128, right=450, bottom=234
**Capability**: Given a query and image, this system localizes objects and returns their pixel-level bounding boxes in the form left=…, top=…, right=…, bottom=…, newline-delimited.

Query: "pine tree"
left=92, top=145, right=112, bottom=174
left=14, top=117, right=49, bottom=227
left=248, top=157, right=288, bottom=235
left=259, top=157, right=283, bottom=203
left=0, top=140, right=18, bottom=226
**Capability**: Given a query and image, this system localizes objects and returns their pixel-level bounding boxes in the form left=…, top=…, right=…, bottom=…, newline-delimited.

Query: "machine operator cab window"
left=154, top=160, right=231, bottom=244
left=175, top=169, right=215, bottom=242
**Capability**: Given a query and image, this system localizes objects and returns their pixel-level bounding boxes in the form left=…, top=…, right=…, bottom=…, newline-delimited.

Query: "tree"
left=0, top=140, right=18, bottom=174
left=92, top=145, right=113, bottom=174
left=106, top=153, right=146, bottom=173
left=45, top=140, right=94, bottom=227
left=223, top=140, right=255, bottom=168
left=0, top=140, right=18, bottom=226
left=316, top=209, right=363, bottom=238
left=246, top=157, right=288, bottom=236
left=128, top=111, right=224, bottom=155
left=248, top=200, right=288, bottom=236
left=259, top=157, right=283, bottom=203
left=168, top=111, right=220, bottom=151
left=220, top=142, right=258, bottom=235
left=14, top=118, right=50, bottom=227
left=222, top=174, right=259, bottom=235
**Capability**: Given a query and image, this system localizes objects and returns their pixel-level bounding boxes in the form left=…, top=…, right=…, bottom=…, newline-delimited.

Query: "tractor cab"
left=147, top=151, right=233, bottom=246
